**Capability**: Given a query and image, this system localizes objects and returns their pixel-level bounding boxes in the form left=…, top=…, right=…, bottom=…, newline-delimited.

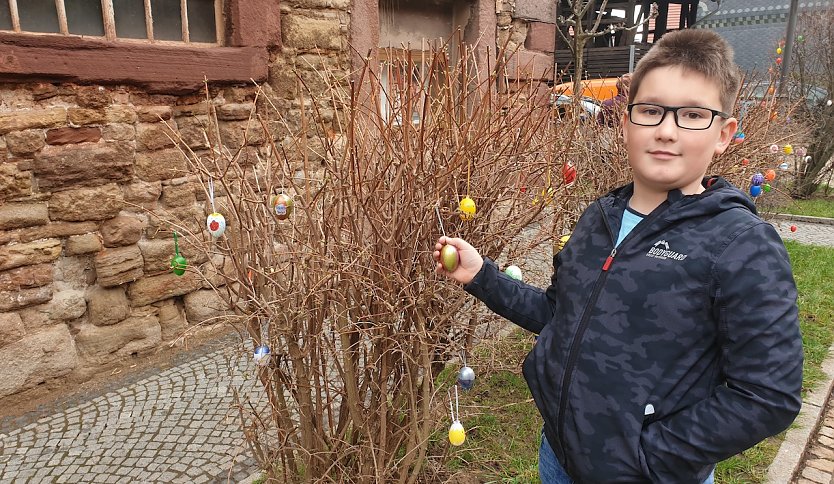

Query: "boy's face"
left=621, top=66, right=737, bottom=196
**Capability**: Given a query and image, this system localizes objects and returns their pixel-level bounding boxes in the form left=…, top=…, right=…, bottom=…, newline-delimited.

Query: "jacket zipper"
left=556, top=202, right=617, bottom=463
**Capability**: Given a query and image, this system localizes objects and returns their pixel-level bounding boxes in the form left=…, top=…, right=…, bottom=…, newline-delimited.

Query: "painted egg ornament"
left=776, top=47, right=782, bottom=55
left=783, top=144, right=793, bottom=155
left=797, top=147, right=807, bottom=157
left=449, top=421, right=466, bottom=446
left=733, top=133, right=745, bottom=144
left=763, top=184, right=772, bottom=192
left=253, top=345, right=271, bottom=366
left=751, top=173, right=764, bottom=186
left=779, top=162, right=790, bottom=170
left=206, top=212, right=226, bottom=238
left=769, top=144, right=779, bottom=154
left=520, top=185, right=527, bottom=193
left=828, top=100, right=833, bottom=107
left=776, top=57, right=783, bottom=65
left=797, top=35, right=805, bottom=43
left=459, top=197, right=476, bottom=221
left=790, top=225, right=798, bottom=232
left=440, top=244, right=460, bottom=272
left=171, top=255, right=187, bottom=276
left=271, top=193, right=294, bottom=220
left=504, top=265, right=523, bottom=281
left=457, top=366, right=476, bottom=390
left=741, top=158, right=750, bottom=166
left=765, top=169, right=776, bottom=181
left=805, top=156, right=813, bottom=163
left=750, top=185, right=763, bottom=197
left=563, top=163, right=577, bottom=185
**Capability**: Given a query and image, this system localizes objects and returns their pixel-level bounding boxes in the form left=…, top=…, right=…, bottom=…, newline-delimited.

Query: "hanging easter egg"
left=457, top=366, right=476, bottom=390
left=271, top=193, right=294, bottom=220
left=557, top=233, right=571, bottom=251
left=449, top=421, right=466, bottom=446
left=776, top=47, right=782, bottom=55
left=563, top=163, right=577, bottom=185
left=504, top=265, right=523, bottom=281
left=804, top=155, right=812, bottom=163
left=779, top=162, right=790, bottom=170
left=751, top=173, right=764, bottom=186
left=828, top=100, right=833, bottom=107
left=520, top=185, right=527, bottom=193
left=776, top=57, right=783, bottom=65
left=765, top=169, right=776, bottom=181
left=206, top=212, right=226, bottom=238
left=733, top=133, right=745, bottom=144
left=171, top=254, right=187, bottom=276
left=741, top=158, right=750, bottom=166
left=790, top=225, right=798, bottom=232
left=783, top=144, right=793, bottom=155
left=440, top=244, right=459, bottom=272
left=459, top=197, right=476, bottom=221
left=797, top=147, right=807, bottom=157
left=768, top=86, right=775, bottom=95
left=253, top=345, right=271, bottom=366
left=797, top=35, right=805, bottom=43
left=763, top=184, right=772, bottom=192
left=750, top=185, right=763, bottom=197
left=769, top=144, right=779, bottom=154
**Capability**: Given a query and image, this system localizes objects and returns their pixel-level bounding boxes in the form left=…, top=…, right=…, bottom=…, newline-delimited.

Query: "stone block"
left=48, top=289, right=87, bottom=321
left=137, top=106, right=173, bottom=123
left=282, top=14, right=343, bottom=51
left=100, top=215, right=144, bottom=248
left=67, top=108, right=105, bottom=125
left=0, top=162, right=32, bottom=201
left=0, top=108, right=67, bottom=135
left=504, top=50, right=554, bottom=82
left=0, top=324, right=78, bottom=399
left=123, top=180, right=162, bottom=206
left=134, top=148, right=189, bottom=182
left=76, top=86, right=111, bottom=109
left=74, top=307, right=161, bottom=365
left=6, top=129, right=45, bottom=155
left=514, top=0, right=556, bottom=23
left=161, top=180, right=196, bottom=208
left=87, top=286, right=130, bottom=326
left=0, top=203, right=49, bottom=230
left=0, top=263, right=53, bottom=291
left=101, top=123, right=135, bottom=141
left=157, top=299, right=188, bottom=342
left=217, top=103, right=256, bottom=121
left=219, top=120, right=266, bottom=148
left=0, top=285, right=53, bottom=311
left=48, top=184, right=124, bottom=222
left=54, top=255, right=96, bottom=289
left=0, top=222, right=98, bottom=246
left=94, top=245, right=144, bottom=287
left=33, top=143, right=134, bottom=191
left=105, top=106, right=138, bottom=124
left=136, top=123, right=177, bottom=151
left=201, top=255, right=236, bottom=288
left=64, top=233, right=103, bottom=256
left=128, top=271, right=203, bottom=306
left=32, top=83, right=59, bottom=101
left=144, top=205, right=204, bottom=243
left=0, top=312, right=24, bottom=347
left=45, top=127, right=102, bottom=145
left=525, top=22, right=556, bottom=53
left=0, top=238, right=62, bottom=272
left=183, top=289, right=232, bottom=325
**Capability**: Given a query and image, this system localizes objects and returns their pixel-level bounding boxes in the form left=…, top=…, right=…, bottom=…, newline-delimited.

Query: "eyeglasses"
left=627, top=103, right=730, bottom=130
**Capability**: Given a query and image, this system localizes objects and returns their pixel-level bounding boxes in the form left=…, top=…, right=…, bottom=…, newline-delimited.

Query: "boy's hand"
left=434, top=236, right=483, bottom=285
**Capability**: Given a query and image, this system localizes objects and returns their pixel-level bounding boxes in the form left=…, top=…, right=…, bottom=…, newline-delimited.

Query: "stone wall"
left=0, top=0, right=551, bottom=402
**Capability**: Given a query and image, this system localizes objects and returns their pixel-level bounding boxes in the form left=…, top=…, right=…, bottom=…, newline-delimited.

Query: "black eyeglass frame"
left=626, top=103, right=731, bottom=130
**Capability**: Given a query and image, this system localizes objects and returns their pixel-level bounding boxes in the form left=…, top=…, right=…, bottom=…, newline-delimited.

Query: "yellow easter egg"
left=449, top=421, right=466, bottom=446
left=558, top=233, right=571, bottom=251
left=459, top=197, right=476, bottom=221
left=783, top=144, right=793, bottom=155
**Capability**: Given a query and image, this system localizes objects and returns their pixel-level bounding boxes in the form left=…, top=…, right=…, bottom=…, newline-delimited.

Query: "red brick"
left=45, top=127, right=102, bottom=145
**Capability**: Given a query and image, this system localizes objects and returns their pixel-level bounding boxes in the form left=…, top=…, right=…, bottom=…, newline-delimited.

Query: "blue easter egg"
left=750, top=185, right=763, bottom=197
left=457, top=366, right=476, bottom=390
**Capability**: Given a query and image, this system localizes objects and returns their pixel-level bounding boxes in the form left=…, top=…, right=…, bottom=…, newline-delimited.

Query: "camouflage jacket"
left=465, top=177, right=803, bottom=483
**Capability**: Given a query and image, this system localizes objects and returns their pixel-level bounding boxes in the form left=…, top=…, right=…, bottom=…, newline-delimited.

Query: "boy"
left=597, top=73, right=632, bottom=127
left=434, top=29, right=802, bottom=483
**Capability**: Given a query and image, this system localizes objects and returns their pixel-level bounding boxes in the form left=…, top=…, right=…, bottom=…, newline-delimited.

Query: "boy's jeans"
left=539, top=433, right=716, bottom=484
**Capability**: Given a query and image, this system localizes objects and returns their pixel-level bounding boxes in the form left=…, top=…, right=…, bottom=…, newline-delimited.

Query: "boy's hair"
left=628, top=29, right=741, bottom=112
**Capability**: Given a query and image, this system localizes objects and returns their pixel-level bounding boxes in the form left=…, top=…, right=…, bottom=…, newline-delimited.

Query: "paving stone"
left=808, top=458, right=834, bottom=473
left=800, top=465, right=831, bottom=483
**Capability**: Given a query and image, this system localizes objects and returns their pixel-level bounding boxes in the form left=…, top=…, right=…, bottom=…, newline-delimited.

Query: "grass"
left=444, top=240, right=834, bottom=483
left=768, top=184, right=834, bottom=218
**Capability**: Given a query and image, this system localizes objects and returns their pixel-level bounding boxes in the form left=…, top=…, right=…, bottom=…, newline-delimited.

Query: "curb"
left=766, top=342, right=834, bottom=483
left=766, top=213, right=834, bottom=226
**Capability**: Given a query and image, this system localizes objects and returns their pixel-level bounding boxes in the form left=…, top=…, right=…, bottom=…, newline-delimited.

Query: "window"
left=0, top=0, right=280, bottom=91
left=0, top=0, right=220, bottom=44
left=379, top=53, right=429, bottom=126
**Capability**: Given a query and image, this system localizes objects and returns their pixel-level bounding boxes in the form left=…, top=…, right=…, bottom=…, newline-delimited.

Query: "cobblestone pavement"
left=0, top=337, right=263, bottom=483
left=770, top=218, right=834, bottom=247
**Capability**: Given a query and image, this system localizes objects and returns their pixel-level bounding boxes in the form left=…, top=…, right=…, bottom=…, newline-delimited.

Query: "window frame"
left=0, top=0, right=279, bottom=93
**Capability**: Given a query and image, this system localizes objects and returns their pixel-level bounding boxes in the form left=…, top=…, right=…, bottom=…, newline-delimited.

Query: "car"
left=739, top=80, right=829, bottom=111
left=553, top=78, right=621, bottom=102
left=550, top=93, right=603, bottom=121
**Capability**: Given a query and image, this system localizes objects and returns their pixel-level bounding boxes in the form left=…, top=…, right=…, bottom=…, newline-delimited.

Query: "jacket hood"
left=603, top=176, right=757, bottom=223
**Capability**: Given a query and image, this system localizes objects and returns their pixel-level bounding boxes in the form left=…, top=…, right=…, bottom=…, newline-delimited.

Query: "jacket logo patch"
left=646, top=240, right=688, bottom=261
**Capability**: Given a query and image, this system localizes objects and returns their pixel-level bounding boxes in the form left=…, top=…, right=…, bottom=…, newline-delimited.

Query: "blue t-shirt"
left=616, top=205, right=644, bottom=247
